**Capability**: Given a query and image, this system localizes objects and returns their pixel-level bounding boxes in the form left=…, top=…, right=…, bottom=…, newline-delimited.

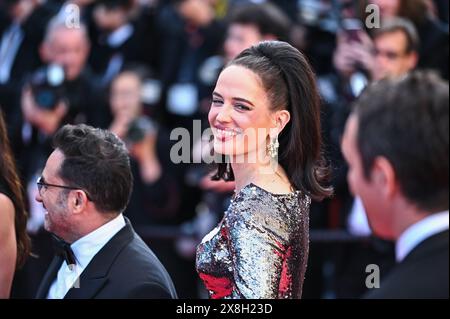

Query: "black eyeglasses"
left=37, top=176, right=92, bottom=201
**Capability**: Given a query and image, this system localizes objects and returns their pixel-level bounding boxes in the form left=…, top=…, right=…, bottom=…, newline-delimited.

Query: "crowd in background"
left=0, top=0, right=448, bottom=298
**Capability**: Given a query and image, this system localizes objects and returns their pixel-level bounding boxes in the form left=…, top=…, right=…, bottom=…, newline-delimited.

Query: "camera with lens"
left=125, top=116, right=157, bottom=144
left=29, top=64, right=66, bottom=110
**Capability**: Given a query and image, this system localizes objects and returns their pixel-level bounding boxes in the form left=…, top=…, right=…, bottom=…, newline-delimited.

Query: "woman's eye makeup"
left=235, top=104, right=251, bottom=111
left=211, top=94, right=254, bottom=111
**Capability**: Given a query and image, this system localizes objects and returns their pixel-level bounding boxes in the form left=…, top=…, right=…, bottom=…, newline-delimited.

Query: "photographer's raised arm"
left=333, top=31, right=376, bottom=79
left=21, top=87, right=68, bottom=136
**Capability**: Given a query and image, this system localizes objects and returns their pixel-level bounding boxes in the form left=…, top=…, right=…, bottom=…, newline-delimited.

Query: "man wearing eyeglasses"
left=371, top=18, right=419, bottom=81
left=334, top=17, right=419, bottom=85
left=35, top=124, right=177, bottom=299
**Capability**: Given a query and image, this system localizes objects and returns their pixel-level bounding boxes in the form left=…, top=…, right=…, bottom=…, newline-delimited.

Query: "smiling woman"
left=0, top=111, right=30, bottom=298
left=196, top=41, right=333, bottom=299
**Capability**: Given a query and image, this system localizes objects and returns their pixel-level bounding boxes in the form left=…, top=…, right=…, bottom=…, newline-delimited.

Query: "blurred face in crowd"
left=224, top=24, right=270, bottom=62
left=41, top=27, right=90, bottom=81
left=177, top=0, right=215, bottom=27
left=35, top=150, right=76, bottom=241
left=93, top=4, right=129, bottom=31
left=110, top=72, right=142, bottom=120
left=370, top=0, right=400, bottom=18
left=373, top=30, right=418, bottom=80
left=341, top=115, right=395, bottom=239
left=209, top=65, right=288, bottom=161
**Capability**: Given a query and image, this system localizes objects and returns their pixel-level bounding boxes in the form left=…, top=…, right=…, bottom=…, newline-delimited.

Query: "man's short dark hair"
left=53, top=124, right=133, bottom=214
left=373, top=17, right=420, bottom=54
left=229, top=3, right=291, bottom=42
left=353, top=71, right=449, bottom=212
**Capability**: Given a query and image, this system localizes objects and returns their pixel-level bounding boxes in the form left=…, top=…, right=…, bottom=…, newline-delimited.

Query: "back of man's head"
left=53, top=124, right=133, bottom=215
left=353, top=71, right=449, bottom=213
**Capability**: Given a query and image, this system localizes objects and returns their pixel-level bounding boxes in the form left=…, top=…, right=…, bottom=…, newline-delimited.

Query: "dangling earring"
left=267, top=136, right=279, bottom=159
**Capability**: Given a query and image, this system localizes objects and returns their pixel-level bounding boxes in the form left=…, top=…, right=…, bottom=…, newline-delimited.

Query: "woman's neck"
left=231, top=153, right=290, bottom=193
left=231, top=162, right=262, bottom=192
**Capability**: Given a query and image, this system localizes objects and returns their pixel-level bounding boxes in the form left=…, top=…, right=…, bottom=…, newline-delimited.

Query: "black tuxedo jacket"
left=36, top=219, right=178, bottom=299
left=365, top=230, right=449, bottom=299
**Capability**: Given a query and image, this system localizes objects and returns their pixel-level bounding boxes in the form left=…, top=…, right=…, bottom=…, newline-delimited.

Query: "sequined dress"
left=196, top=183, right=311, bottom=299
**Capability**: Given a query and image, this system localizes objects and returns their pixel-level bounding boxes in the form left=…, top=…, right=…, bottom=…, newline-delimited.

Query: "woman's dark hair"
left=213, top=41, right=332, bottom=201
left=0, top=111, right=30, bottom=267
left=53, top=124, right=133, bottom=213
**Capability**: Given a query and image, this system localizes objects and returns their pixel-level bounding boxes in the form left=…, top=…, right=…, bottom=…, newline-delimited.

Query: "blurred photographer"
left=21, top=15, right=108, bottom=139
left=110, top=76, right=163, bottom=187
left=366, top=0, right=448, bottom=79
left=109, top=68, right=181, bottom=225
left=333, top=17, right=419, bottom=100
left=332, top=0, right=374, bottom=96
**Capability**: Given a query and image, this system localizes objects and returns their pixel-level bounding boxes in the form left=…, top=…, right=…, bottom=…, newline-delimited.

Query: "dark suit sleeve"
left=127, top=282, right=175, bottom=299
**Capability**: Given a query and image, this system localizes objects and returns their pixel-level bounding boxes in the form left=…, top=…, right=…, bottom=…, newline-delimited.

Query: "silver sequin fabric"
left=196, top=183, right=311, bottom=299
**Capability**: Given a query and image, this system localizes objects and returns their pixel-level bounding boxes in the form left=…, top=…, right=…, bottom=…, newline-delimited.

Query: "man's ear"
left=372, top=156, right=398, bottom=199
left=407, top=51, right=419, bottom=70
left=70, top=190, right=89, bottom=214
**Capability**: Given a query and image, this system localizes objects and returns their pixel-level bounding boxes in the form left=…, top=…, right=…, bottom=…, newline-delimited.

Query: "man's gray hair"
left=44, top=13, right=89, bottom=45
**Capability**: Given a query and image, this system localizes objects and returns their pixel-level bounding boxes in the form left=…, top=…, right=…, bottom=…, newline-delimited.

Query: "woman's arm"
left=0, top=194, right=17, bottom=299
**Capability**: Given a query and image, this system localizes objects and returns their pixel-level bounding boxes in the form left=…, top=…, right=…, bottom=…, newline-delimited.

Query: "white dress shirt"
left=47, top=214, right=126, bottom=299
left=107, top=24, right=133, bottom=48
left=396, top=211, right=449, bottom=262
left=347, top=196, right=372, bottom=236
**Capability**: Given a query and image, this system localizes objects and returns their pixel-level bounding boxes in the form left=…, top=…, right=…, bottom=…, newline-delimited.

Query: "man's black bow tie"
left=51, top=234, right=77, bottom=268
